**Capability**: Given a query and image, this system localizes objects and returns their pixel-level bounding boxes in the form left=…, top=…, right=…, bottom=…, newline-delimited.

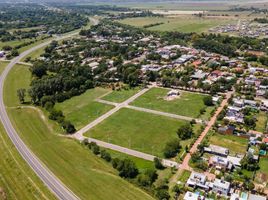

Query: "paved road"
left=0, top=31, right=83, bottom=200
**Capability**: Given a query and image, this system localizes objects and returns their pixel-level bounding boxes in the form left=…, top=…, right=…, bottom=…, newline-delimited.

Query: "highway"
left=0, top=32, right=81, bottom=199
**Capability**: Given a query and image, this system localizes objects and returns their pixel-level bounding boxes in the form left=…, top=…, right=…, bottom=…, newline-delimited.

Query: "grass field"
left=119, top=16, right=235, bottom=33
left=256, top=157, right=268, bottom=185
left=0, top=61, right=9, bottom=74
left=55, top=88, right=114, bottom=130
left=22, top=46, right=47, bottom=62
left=0, top=61, right=56, bottom=200
left=4, top=63, right=154, bottom=200
left=131, top=87, right=213, bottom=119
left=85, top=108, right=187, bottom=157
left=209, top=133, right=248, bottom=155
left=4, top=64, right=32, bottom=107
left=102, top=87, right=141, bottom=103
left=0, top=122, right=56, bottom=200
left=106, top=149, right=155, bottom=173
left=255, top=111, right=267, bottom=133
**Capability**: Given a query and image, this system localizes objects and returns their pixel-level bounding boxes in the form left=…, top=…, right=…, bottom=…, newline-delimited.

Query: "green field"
left=102, top=87, right=141, bottom=103
left=0, top=122, right=56, bottom=200
left=85, top=108, right=187, bottom=157
left=55, top=88, right=114, bottom=130
left=106, top=149, right=155, bottom=173
left=209, top=133, right=248, bottom=155
left=119, top=16, right=235, bottom=33
left=0, top=61, right=9, bottom=74
left=131, top=87, right=213, bottom=119
left=255, top=111, right=267, bottom=133
left=22, top=45, right=47, bottom=62
left=0, top=61, right=55, bottom=200
left=4, top=63, right=154, bottom=200
left=256, top=157, right=268, bottom=185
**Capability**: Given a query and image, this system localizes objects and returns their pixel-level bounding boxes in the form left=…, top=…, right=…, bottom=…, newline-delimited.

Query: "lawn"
left=55, top=88, right=114, bottom=130
left=4, top=64, right=32, bottom=107
left=255, top=157, right=268, bottom=186
left=106, top=149, right=155, bottom=173
left=255, top=111, right=267, bottom=133
left=177, top=170, right=191, bottom=183
left=131, top=87, right=213, bottom=119
left=209, top=133, right=248, bottom=155
left=119, top=16, right=235, bottom=33
left=85, top=108, right=187, bottom=157
left=0, top=61, right=9, bottom=74
left=102, top=87, right=141, bottom=103
left=21, top=45, right=47, bottom=62
left=4, top=65, right=154, bottom=200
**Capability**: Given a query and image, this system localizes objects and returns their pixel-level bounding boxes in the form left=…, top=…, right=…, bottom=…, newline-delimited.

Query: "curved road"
left=0, top=33, right=82, bottom=199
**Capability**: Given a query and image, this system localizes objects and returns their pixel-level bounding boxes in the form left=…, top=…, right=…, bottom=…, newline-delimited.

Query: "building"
left=209, top=156, right=231, bottom=171
left=167, top=90, right=179, bottom=97
left=183, top=191, right=206, bottom=200
left=191, top=70, right=208, bottom=80
left=186, top=172, right=208, bottom=189
left=248, top=194, right=267, bottom=200
left=204, top=144, right=229, bottom=157
left=218, top=125, right=235, bottom=135
left=211, top=178, right=230, bottom=196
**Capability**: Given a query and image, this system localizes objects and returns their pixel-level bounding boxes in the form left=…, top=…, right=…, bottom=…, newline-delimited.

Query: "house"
left=218, top=125, right=235, bottom=135
left=262, top=137, right=268, bottom=145
left=167, top=90, right=179, bottom=97
left=0, top=51, right=5, bottom=57
left=227, top=156, right=242, bottom=168
left=186, top=172, right=208, bottom=189
left=209, top=156, right=232, bottom=171
left=210, top=70, right=222, bottom=78
left=212, top=96, right=221, bottom=104
left=183, top=191, right=206, bottom=200
left=248, top=194, right=267, bottom=200
left=204, top=144, right=229, bottom=157
left=211, top=178, right=230, bottom=196
left=191, top=70, right=208, bottom=80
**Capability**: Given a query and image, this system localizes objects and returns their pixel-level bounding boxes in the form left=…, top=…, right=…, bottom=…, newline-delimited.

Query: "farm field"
left=55, top=87, right=114, bottom=130
left=131, top=87, right=213, bottom=119
left=255, top=111, right=267, bottom=133
left=4, top=63, right=154, bottom=200
left=119, top=16, right=236, bottom=33
left=85, top=108, right=187, bottom=157
left=101, top=87, right=141, bottom=103
left=209, top=133, right=248, bottom=155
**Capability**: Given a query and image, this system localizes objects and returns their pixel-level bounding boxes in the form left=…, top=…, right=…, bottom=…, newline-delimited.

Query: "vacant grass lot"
left=255, top=111, right=267, bottom=133
left=22, top=45, right=47, bottom=62
left=4, top=63, right=154, bottom=200
left=106, top=149, right=155, bottom=173
left=102, top=87, right=141, bottom=103
left=256, top=157, right=268, bottom=185
left=119, top=16, right=235, bottom=33
left=209, top=133, right=248, bottom=155
left=55, top=88, right=114, bottom=130
left=131, top=87, right=212, bottom=119
left=86, top=108, right=187, bottom=157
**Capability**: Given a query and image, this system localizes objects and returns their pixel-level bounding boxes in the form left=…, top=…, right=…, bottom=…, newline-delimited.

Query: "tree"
left=163, top=139, right=181, bottom=158
left=17, top=88, right=26, bottom=103
left=10, top=49, right=19, bottom=57
left=100, top=150, right=111, bottom=162
left=177, top=123, right=193, bottom=140
left=154, top=157, right=164, bottom=169
left=31, top=62, right=47, bottom=78
left=203, top=95, right=213, bottom=106
left=118, top=159, right=139, bottom=178
left=62, top=120, right=76, bottom=134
